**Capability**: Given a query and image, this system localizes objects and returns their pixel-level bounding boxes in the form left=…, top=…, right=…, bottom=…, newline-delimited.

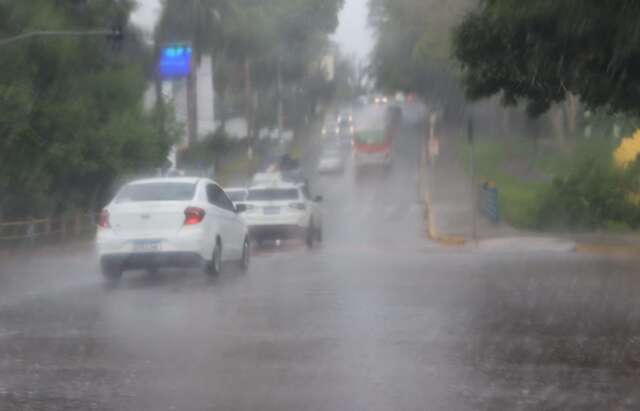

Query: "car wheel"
left=306, top=223, right=314, bottom=249
left=205, top=240, right=222, bottom=276
left=239, top=237, right=250, bottom=271
left=101, top=260, right=122, bottom=282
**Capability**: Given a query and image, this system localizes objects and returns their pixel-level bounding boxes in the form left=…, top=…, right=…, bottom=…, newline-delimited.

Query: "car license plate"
left=132, top=240, right=161, bottom=252
left=263, top=206, right=280, bottom=215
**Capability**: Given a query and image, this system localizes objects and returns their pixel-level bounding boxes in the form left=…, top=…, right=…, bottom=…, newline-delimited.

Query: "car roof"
left=223, top=187, right=247, bottom=192
left=127, top=177, right=205, bottom=186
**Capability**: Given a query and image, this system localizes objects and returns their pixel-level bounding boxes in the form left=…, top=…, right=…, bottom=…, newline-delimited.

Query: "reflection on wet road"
left=1, top=106, right=640, bottom=410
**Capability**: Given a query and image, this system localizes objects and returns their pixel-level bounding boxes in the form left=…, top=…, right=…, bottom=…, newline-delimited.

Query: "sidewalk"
left=422, top=129, right=640, bottom=256
left=422, top=130, right=572, bottom=252
left=425, top=131, right=522, bottom=243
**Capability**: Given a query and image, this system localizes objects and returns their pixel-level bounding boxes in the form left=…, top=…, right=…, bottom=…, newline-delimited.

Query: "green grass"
left=457, top=137, right=554, bottom=229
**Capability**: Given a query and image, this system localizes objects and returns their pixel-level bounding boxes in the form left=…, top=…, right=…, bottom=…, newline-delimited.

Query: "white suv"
left=243, top=182, right=323, bottom=248
left=96, top=177, right=249, bottom=280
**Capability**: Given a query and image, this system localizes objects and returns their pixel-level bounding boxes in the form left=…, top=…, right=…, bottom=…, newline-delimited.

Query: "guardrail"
left=0, top=213, right=98, bottom=247
left=479, top=181, right=500, bottom=223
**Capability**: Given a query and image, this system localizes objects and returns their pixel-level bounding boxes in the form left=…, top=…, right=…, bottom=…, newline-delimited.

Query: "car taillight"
left=184, top=207, right=205, bottom=225
left=98, top=209, right=110, bottom=228
left=289, top=203, right=307, bottom=211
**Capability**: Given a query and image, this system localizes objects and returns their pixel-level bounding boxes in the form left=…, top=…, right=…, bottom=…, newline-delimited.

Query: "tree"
left=0, top=1, right=173, bottom=219
left=369, top=0, right=475, bottom=115
left=453, top=0, right=640, bottom=117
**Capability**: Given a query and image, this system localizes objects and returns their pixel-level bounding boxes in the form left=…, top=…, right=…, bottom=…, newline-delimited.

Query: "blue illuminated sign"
left=158, top=44, right=193, bottom=79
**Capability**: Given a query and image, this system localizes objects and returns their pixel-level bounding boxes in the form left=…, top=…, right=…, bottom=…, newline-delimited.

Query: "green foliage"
left=0, top=1, right=172, bottom=219
left=369, top=0, right=474, bottom=108
left=537, top=156, right=640, bottom=230
left=453, top=0, right=640, bottom=117
left=156, top=0, right=344, bottom=131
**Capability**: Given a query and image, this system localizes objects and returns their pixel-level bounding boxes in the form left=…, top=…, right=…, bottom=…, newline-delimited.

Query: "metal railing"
left=0, top=213, right=98, bottom=247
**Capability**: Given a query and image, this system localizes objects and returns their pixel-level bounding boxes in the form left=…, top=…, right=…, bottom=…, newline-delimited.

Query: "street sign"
left=158, top=43, right=193, bottom=79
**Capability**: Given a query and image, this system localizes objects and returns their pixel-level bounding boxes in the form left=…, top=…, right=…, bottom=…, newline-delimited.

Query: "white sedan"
left=96, top=177, right=249, bottom=280
left=317, top=147, right=345, bottom=174
left=242, top=182, right=323, bottom=248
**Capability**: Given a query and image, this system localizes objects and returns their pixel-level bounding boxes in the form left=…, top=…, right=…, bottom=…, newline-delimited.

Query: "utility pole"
left=0, top=28, right=121, bottom=48
left=468, top=118, right=477, bottom=245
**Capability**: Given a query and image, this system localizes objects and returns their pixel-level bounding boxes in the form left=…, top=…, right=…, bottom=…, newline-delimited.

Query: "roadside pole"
left=468, top=118, right=478, bottom=245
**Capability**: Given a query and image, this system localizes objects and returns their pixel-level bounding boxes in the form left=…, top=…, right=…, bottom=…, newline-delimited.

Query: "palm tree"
left=155, top=0, right=229, bottom=145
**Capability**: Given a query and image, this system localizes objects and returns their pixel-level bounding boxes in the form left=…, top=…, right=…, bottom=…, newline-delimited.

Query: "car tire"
left=101, top=260, right=122, bottom=282
left=205, top=240, right=222, bottom=276
left=239, top=237, right=250, bottom=271
left=305, top=224, right=314, bottom=249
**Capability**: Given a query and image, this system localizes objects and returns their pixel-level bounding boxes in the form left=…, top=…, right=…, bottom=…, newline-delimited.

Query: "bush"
left=536, top=156, right=640, bottom=230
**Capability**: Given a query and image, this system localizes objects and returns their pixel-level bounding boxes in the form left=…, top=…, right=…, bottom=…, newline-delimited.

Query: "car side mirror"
left=235, top=204, right=247, bottom=213
left=313, top=195, right=323, bottom=203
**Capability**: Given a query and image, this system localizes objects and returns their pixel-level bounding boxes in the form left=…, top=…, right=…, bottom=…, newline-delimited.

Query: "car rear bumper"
left=101, top=252, right=203, bottom=270
left=318, top=162, right=344, bottom=173
left=96, top=227, right=209, bottom=260
left=249, top=225, right=306, bottom=240
left=354, top=153, right=391, bottom=167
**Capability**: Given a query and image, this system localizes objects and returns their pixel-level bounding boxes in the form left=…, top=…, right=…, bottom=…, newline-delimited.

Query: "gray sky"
left=332, top=0, right=373, bottom=60
left=131, top=0, right=373, bottom=59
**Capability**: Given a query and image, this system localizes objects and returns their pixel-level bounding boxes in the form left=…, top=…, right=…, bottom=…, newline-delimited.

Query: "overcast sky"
left=131, top=0, right=373, bottom=60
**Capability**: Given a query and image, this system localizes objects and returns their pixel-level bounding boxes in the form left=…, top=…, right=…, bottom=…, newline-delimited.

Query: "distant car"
left=252, top=171, right=284, bottom=185
left=96, top=177, right=250, bottom=280
left=335, top=117, right=355, bottom=149
left=386, top=105, right=403, bottom=130
left=243, top=181, right=323, bottom=248
left=317, top=147, right=345, bottom=174
left=224, top=187, right=248, bottom=206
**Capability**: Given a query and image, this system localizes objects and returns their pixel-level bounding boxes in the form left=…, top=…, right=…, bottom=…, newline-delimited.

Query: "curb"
left=423, top=193, right=467, bottom=247
left=575, top=243, right=640, bottom=257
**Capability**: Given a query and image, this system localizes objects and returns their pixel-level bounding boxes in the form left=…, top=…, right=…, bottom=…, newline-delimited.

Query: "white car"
left=96, top=177, right=250, bottom=280
left=224, top=187, right=248, bottom=206
left=317, top=147, right=345, bottom=174
left=243, top=182, right=323, bottom=248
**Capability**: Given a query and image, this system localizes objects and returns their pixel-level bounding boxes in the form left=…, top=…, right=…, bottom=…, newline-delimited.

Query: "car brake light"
left=98, top=209, right=110, bottom=228
left=289, top=203, right=307, bottom=211
left=184, top=207, right=206, bottom=225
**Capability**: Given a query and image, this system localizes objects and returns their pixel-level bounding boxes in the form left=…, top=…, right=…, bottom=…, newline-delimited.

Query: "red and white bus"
left=352, top=127, right=393, bottom=170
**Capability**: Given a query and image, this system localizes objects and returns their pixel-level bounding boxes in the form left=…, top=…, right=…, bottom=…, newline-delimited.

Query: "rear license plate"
left=263, top=206, right=280, bottom=215
left=132, top=240, right=161, bottom=252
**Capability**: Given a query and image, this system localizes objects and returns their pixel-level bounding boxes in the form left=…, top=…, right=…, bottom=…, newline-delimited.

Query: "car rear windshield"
left=355, top=130, right=386, bottom=145
left=115, top=182, right=197, bottom=203
left=247, top=188, right=299, bottom=201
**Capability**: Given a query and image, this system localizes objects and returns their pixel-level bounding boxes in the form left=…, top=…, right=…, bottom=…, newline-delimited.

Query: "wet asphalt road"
left=2, top=108, right=640, bottom=410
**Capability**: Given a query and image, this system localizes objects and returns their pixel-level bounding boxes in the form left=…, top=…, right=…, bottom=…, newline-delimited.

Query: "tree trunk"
left=154, top=72, right=166, bottom=141
left=565, top=93, right=578, bottom=136
left=549, top=105, right=566, bottom=148
left=187, top=67, right=199, bottom=146
left=244, top=58, right=253, bottom=140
